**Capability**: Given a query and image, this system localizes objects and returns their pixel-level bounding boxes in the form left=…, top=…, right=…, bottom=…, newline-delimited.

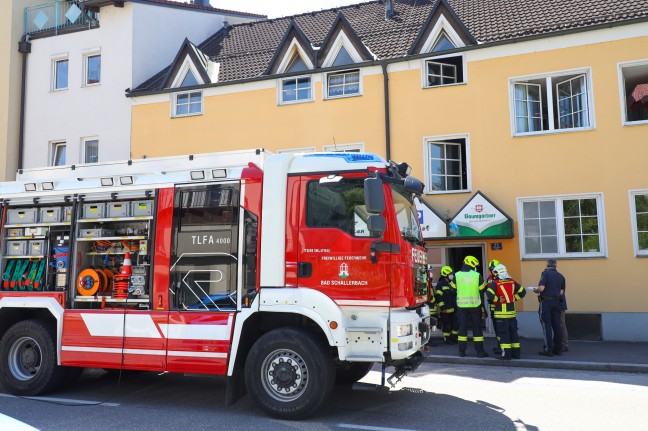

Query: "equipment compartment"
left=40, top=207, right=62, bottom=222
left=7, top=208, right=38, bottom=224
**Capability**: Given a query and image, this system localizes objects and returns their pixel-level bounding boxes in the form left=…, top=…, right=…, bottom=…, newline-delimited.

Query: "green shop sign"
left=448, top=191, right=513, bottom=239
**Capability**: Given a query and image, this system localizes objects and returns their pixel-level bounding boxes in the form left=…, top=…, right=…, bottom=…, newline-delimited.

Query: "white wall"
left=131, top=3, right=257, bottom=88
left=23, top=2, right=259, bottom=170
left=23, top=4, right=134, bottom=168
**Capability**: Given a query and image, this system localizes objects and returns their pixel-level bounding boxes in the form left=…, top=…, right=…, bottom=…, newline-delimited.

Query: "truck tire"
left=0, top=319, right=65, bottom=396
left=335, top=361, right=374, bottom=385
left=244, top=327, right=335, bottom=419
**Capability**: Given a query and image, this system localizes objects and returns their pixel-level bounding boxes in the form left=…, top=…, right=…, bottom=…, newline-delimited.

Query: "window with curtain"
left=326, top=70, right=360, bottom=98
left=84, top=139, right=99, bottom=163
left=511, top=71, right=592, bottom=135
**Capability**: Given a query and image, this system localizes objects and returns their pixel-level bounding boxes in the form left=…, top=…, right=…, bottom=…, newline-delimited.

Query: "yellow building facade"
left=130, top=2, right=648, bottom=340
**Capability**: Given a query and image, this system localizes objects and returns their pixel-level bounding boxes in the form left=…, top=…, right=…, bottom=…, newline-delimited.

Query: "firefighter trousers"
left=457, top=307, right=485, bottom=353
left=495, top=317, right=520, bottom=359
left=439, top=311, right=458, bottom=342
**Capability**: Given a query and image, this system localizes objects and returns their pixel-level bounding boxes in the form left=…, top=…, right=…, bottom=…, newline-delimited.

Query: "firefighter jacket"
left=434, top=278, right=456, bottom=313
left=453, top=270, right=485, bottom=308
left=485, top=278, right=527, bottom=318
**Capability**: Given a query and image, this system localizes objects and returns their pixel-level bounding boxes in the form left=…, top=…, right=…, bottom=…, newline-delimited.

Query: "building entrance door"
left=426, top=244, right=493, bottom=336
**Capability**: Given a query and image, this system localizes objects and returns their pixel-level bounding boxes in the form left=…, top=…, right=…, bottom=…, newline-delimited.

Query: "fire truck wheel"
left=0, top=319, right=65, bottom=396
left=245, top=327, right=335, bottom=419
left=335, top=361, right=374, bottom=385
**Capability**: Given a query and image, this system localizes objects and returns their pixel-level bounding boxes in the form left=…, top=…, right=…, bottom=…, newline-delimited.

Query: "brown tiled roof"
left=133, top=0, right=648, bottom=92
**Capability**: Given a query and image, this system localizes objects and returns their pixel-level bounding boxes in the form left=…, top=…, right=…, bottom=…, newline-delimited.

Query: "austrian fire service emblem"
left=338, top=263, right=349, bottom=278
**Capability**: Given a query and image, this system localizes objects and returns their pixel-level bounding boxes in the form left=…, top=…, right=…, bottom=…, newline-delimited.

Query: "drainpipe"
left=381, top=60, right=391, bottom=161
left=17, top=35, right=31, bottom=171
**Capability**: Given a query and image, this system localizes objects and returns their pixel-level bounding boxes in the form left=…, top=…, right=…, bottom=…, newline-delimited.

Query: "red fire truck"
left=0, top=149, right=431, bottom=418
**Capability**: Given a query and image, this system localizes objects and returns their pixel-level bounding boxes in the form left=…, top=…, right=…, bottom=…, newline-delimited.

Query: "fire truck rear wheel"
left=0, top=319, right=65, bottom=396
left=245, top=327, right=335, bottom=419
left=335, top=361, right=374, bottom=385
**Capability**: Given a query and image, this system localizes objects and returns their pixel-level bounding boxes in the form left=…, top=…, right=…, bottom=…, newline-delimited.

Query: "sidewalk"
left=423, top=336, right=648, bottom=373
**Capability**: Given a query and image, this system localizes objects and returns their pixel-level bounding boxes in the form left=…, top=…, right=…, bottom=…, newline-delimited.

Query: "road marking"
left=338, top=424, right=419, bottom=431
left=0, top=393, right=119, bottom=407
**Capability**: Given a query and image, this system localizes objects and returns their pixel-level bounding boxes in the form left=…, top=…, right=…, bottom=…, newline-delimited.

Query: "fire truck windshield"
left=391, top=184, right=424, bottom=246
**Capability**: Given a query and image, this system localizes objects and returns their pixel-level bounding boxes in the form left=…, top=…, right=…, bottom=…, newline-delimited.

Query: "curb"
left=423, top=354, right=648, bottom=374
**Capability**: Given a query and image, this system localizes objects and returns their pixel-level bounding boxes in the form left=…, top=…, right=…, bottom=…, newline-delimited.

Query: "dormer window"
left=286, top=55, right=308, bottom=73
left=279, top=50, right=313, bottom=105
left=332, top=45, right=355, bottom=67
left=432, top=31, right=455, bottom=52
left=180, top=69, right=199, bottom=87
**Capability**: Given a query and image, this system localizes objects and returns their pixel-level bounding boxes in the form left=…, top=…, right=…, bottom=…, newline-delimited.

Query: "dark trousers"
left=439, top=311, right=458, bottom=341
left=539, top=299, right=562, bottom=354
left=458, top=307, right=484, bottom=353
left=490, top=305, right=500, bottom=347
left=495, top=317, right=520, bottom=358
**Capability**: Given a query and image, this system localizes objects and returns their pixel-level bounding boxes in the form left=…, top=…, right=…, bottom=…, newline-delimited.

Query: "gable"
left=162, top=38, right=216, bottom=89
left=265, top=21, right=316, bottom=75
left=409, top=0, right=476, bottom=55
left=317, top=13, right=373, bottom=68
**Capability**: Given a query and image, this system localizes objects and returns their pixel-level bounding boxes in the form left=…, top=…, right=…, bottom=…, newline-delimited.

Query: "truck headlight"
left=398, top=341, right=414, bottom=351
left=396, top=324, right=412, bottom=337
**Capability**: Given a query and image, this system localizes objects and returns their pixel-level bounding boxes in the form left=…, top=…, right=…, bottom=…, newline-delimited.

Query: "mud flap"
left=225, top=369, right=246, bottom=406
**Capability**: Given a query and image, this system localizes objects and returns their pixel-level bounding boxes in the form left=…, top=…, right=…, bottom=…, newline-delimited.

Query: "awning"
left=415, top=197, right=447, bottom=239
left=448, top=191, right=514, bottom=239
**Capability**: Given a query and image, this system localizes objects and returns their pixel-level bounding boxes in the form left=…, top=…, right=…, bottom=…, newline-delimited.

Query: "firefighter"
left=424, top=265, right=437, bottom=351
left=488, top=259, right=502, bottom=355
left=453, top=256, right=488, bottom=357
left=435, top=266, right=458, bottom=344
left=485, top=264, right=526, bottom=360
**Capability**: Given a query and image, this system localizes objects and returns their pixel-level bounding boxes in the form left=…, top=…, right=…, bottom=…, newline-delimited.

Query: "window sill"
left=424, top=189, right=471, bottom=195
left=513, top=126, right=595, bottom=138
left=521, top=254, right=607, bottom=261
left=423, top=82, right=466, bottom=90
left=324, top=92, right=362, bottom=101
left=623, top=120, right=648, bottom=127
left=278, top=98, right=314, bottom=106
left=83, top=83, right=101, bottom=88
left=171, top=112, right=203, bottom=119
left=50, top=88, right=68, bottom=93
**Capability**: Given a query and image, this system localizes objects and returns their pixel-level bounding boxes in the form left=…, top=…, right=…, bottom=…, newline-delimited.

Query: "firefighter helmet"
left=440, top=266, right=453, bottom=277
left=464, top=255, right=479, bottom=268
left=489, top=259, right=500, bottom=271
left=492, top=263, right=509, bottom=279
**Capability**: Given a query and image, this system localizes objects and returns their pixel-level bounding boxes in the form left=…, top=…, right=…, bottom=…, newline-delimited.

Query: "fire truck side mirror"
left=367, top=214, right=386, bottom=237
left=364, top=177, right=385, bottom=214
left=403, top=176, right=424, bottom=195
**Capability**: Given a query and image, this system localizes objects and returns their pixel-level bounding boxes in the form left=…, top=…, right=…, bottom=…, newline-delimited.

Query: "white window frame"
left=50, top=141, right=67, bottom=166
left=618, top=59, right=648, bottom=126
left=323, top=142, right=364, bottom=152
left=51, top=54, right=69, bottom=91
left=171, top=90, right=203, bottom=118
left=324, top=69, right=362, bottom=100
left=517, top=193, right=607, bottom=259
left=83, top=48, right=101, bottom=87
left=629, top=189, right=648, bottom=257
left=278, top=75, right=313, bottom=105
left=171, top=57, right=206, bottom=88
left=419, top=14, right=466, bottom=53
left=82, top=137, right=99, bottom=164
left=421, top=53, right=466, bottom=88
left=277, top=147, right=316, bottom=154
left=320, top=31, right=364, bottom=68
left=422, top=133, right=471, bottom=195
left=509, top=67, right=595, bottom=137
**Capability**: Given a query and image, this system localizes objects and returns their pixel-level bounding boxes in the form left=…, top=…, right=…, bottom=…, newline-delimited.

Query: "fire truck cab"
left=0, top=149, right=430, bottom=418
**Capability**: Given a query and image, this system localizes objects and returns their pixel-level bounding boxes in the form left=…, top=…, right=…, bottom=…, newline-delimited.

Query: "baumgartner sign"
left=449, top=192, right=513, bottom=238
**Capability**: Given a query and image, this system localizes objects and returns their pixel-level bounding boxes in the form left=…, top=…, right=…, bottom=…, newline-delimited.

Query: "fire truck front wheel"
left=245, top=327, right=335, bottom=419
left=0, top=319, right=65, bottom=396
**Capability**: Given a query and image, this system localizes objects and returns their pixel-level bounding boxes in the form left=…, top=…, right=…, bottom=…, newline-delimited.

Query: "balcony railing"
left=24, top=1, right=98, bottom=36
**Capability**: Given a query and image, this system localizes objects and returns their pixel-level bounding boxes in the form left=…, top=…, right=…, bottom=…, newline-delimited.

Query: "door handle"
left=297, top=262, right=312, bottom=278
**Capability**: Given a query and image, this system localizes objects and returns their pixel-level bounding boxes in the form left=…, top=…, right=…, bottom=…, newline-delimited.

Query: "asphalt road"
left=1, top=363, right=647, bottom=431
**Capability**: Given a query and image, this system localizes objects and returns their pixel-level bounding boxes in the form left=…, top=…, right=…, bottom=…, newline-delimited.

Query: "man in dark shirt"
left=534, top=259, right=565, bottom=356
